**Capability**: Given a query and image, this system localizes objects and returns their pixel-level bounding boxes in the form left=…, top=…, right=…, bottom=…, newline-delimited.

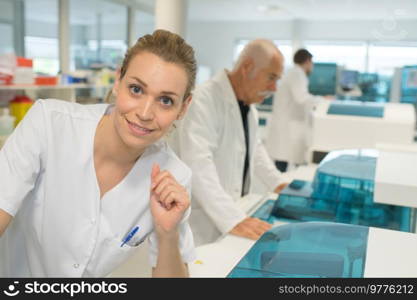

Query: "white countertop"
left=375, top=150, right=417, bottom=208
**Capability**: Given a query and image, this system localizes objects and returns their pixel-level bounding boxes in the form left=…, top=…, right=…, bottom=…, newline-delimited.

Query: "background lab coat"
left=174, top=70, right=283, bottom=246
left=0, top=99, right=195, bottom=277
left=266, top=65, right=324, bottom=165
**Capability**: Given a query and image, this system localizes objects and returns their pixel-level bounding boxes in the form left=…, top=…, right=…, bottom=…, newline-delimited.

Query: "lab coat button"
left=73, top=263, right=80, bottom=269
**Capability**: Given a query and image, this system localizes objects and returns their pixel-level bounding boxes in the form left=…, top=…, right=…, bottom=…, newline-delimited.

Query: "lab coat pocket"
left=92, top=232, right=151, bottom=277
left=89, top=216, right=153, bottom=277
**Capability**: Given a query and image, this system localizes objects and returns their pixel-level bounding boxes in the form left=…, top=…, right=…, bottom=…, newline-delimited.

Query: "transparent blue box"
left=252, top=149, right=411, bottom=232
left=228, top=222, right=369, bottom=278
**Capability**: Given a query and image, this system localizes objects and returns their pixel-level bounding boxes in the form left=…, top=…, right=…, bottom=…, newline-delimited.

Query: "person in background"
left=266, top=49, right=332, bottom=172
left=0, top=30, right=196, bottom=277
left=174, top=39, right=288, bottom=246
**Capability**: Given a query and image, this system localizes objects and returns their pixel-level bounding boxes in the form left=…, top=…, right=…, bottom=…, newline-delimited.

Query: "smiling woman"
left=0, top=30, right=197, bottom=278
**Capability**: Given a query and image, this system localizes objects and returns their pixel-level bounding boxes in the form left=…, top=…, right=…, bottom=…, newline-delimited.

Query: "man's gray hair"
left=233, top=39, right=280, bottom=76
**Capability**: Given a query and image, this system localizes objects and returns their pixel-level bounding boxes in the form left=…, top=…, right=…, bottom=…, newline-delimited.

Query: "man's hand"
left=229, top=217, right=272, bottom=240
left=274, top=182, right=288, bottom=193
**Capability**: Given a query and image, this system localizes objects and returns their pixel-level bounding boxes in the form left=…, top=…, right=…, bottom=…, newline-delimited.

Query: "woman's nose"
left=136, top=97, right=155, bottom=121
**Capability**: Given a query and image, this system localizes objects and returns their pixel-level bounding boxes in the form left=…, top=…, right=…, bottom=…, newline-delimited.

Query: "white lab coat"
left=174, top=70, right=283, bottom=246
left=0, top=99, right=195, bottom=277
left=266, top=65, right=323, bottom=164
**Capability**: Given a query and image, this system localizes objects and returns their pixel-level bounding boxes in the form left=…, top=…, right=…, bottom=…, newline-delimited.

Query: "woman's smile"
left=125, top=116, right=156, bottom=137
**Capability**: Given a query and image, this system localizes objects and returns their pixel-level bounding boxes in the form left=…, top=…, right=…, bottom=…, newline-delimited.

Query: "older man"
left=174, top=39, right=287, bottom=246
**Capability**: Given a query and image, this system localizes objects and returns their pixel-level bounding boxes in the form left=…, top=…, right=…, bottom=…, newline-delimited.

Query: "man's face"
left=244, top=53, right=283, bottom=104
left=306, top=59, right=314, bottom=76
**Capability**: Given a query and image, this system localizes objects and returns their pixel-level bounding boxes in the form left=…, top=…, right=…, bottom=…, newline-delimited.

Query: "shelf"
left=0, top=83, right=112, bottom=91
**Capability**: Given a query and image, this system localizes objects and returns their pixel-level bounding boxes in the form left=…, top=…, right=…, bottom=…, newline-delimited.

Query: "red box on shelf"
left=0, top=73, right=13, bottom=85
left=16, top=57, right=33, bottom=68
left=35, top=76, right=58, bottom=85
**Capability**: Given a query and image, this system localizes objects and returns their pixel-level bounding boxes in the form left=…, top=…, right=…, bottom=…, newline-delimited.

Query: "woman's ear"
left=177, top=95, right=193, bottom=120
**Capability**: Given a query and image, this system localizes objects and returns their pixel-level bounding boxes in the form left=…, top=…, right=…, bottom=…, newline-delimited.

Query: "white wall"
left=25, top=20, right=57, bottom=39
left=186, top=20, right=292, bottom=73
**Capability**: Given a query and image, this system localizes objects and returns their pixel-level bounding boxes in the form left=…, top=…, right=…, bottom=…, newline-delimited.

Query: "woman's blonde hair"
left=106, top=29, right=196, bottom=103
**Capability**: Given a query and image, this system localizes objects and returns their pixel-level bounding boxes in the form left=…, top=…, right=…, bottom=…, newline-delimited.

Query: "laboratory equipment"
left=357, top=73, right=380, bottom=102
left=9, top=95, right=34, bottom=127
left=252, top=149, right=413, bottom=232
left=327, top=100, right=384, bottom=118
left=339, top=70, right=359, bottom=92
left=308, top=63, right=337, bottom=96
left=310, top=100, right=415, bottom=160
left=228, top=222, right=368, bottom=278
left=400, top=65, right=417, bottom=104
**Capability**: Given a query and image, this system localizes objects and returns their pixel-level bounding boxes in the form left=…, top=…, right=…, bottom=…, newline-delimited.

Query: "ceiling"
left=24, top=0, right=417, bottom=25
left=141, top=0, right=417, bottom=21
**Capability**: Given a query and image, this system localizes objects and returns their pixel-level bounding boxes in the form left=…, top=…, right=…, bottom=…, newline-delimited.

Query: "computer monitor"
left=339, top=70, right=359, bottom=92
left=358, top=73, right=380, bottom=102
left=401, top=65, right=417, bottom=104
left=308, top=63, right=337, bottom=96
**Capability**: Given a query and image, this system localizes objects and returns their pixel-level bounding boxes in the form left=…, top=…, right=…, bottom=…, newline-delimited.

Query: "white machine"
left=375, top=149, right=417, bottom=209
left=310, top=100, right=416, bottom=162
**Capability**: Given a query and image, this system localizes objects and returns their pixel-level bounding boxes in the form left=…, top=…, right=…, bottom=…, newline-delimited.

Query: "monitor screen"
left=401, top=65, right=417, bottom=104
left=308, top=63, right=337, bottom=96
left=339, top=70, right=359, bottom=90
left=403, top=67, right=417, bottom=89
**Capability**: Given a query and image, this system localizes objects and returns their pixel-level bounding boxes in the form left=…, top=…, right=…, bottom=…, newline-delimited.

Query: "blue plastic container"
left=252, top=149, right=411, bottom=232
left=228, top=222, right=369, bottom=278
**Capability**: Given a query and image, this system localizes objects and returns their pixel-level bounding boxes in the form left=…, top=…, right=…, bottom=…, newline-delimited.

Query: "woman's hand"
left=150, top=163, right=190, bottom=237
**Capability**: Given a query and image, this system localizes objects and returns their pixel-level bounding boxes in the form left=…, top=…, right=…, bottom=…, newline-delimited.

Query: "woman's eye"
left=160, top=96, right=174, bottom=106
left=129, top=85, right=143, bottom=95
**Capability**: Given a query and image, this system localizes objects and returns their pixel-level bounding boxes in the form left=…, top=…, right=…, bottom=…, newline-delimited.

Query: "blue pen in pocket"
left=120, top=226, right=139, bottom=247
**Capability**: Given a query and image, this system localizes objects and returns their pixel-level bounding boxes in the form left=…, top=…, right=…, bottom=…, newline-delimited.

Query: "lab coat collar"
left=214, top=69, right=240, bottom=108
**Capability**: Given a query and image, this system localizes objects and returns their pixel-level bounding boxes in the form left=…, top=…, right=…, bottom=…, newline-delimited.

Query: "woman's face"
left=112, top=51, right=191, bottom=151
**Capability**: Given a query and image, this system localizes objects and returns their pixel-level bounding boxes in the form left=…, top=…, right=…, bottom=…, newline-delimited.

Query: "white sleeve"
left=178, top=90, right=246, bottom=234
left=0, top=100, right=47, bottom=216
left=253, top=139, right=284, bottom=191
left=147, top=171, right=196, bottom=267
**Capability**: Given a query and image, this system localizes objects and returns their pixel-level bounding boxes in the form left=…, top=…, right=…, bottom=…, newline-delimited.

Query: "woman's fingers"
left=152, top=170, right=174, bottom=189
left=154, top=177, right=176, bottom=195
left=150, top=167, right=189, bottom=211
left=151, top=163, right=160, bottom=180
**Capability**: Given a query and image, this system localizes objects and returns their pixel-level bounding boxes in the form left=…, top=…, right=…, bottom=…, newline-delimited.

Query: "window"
left=305, top=41, right=367, bottom=72
left=234, top=39, right=293, bottom=68
left=24, top=36, right=59, bottom=75
left=24, top=0, right=58, bottom=75
left=368, top=42, right=417, bottom=76
left=70, top=0, right=127, bottom=70
left=0, top=23, right=13, bottom=54
left=135, top=10, right=154, bottom=39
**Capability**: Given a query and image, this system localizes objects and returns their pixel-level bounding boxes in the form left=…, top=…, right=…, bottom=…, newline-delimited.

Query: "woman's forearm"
left=0, top=209, right=12, bottom=237
left=152, top=231, right=189, bottom=278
